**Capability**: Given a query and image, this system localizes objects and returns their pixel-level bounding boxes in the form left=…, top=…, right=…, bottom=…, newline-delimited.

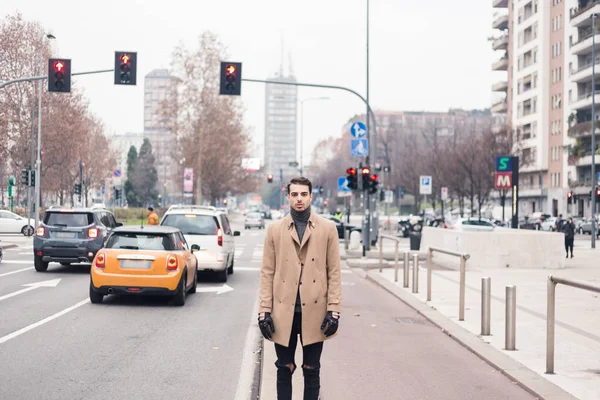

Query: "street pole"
left=364, top=0, right=372, bottom=251
left=28, top=99, right=35, bottom=236
left=592, top=12, right=597, bottom=248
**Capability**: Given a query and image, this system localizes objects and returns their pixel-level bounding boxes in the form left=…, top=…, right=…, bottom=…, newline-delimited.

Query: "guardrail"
left=378, top=234, right=401, bottom=282
left=426, top=247, right=471, bottom=321
left=546, top=276, right=600, bottom=374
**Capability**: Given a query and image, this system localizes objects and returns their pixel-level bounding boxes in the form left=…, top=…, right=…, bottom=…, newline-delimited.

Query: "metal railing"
left=378, top=234, right=401, bottom=282
left=546, top=276, right=600, bottom=374
left=426, top=247, right=471, bottom=321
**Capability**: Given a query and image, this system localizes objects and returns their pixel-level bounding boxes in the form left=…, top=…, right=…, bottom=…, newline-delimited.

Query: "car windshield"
left=105, top=232, right=176, bottom=250
left=44, top=212, right=93, bottom=227
left=247, top=212, right=261, bottom=219
left=161, top=214, right=219, bottom=235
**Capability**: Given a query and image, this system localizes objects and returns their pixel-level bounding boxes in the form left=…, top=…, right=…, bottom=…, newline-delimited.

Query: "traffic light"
left=267, top=174, right=273, bottom=183
left=48, top=59, right=71, bottom=93
left=21, top=169, right=29, bottom=186
left=115, top=188, right=121, bottom=200
left=220, top=61, right=242, bottom=95
left=567, top=191, right=573, bottom=204
left=115, top=51, right=137, bottom=85
left=30, top=170, right=35, bottom=187
left=319, top=186, right=324, bottom=194
left=361, top=167, right=371, bottom=190
left=379, top=189, right=385, bottom=202
left=596, top=187, right=600, bottom=201
left=368, top=174, right=379, bottom=195
left=346, top=167, right=358, bottom=190
left=74, top=183, right=81, bottom=195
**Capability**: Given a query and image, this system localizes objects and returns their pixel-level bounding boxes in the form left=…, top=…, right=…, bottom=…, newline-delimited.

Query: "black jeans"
left=274, top=312, right=323, bottom=400
left=565, top=237, right=574, bottom=256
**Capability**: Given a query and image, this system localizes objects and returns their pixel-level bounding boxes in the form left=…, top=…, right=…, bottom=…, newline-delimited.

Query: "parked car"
left=0, top=210, right=34, bottom=235
left=541, top=217, right=558, bottom=231
left=245, top=212, right=265, bottom=229
left=89, top=226, right=198, bottom=306
left=449, top=218, right=505, bottom=232
left=160, top=205, right=239, bottom=282
left=578, top=218, right=600, bottom=235
left=33, top=207, right=121, bottom=272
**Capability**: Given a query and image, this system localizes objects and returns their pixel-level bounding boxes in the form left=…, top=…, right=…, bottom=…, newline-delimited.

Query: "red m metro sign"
left=495, top=172, right=512, bottom=189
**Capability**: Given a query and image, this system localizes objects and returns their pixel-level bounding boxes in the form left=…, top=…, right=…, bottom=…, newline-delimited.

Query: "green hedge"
left=112, top=207, right=165, bottom=220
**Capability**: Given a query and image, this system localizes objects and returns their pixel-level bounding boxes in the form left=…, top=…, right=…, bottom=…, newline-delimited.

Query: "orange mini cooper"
left=89, top=226, right=199, bottom=306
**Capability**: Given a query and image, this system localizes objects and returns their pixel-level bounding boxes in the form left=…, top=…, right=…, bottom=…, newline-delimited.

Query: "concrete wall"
left=420, top=227, right=565, bottom=269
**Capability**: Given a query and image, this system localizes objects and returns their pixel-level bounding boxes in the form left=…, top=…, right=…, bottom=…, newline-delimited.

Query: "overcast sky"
left=2, top=0, right=500, bottom=167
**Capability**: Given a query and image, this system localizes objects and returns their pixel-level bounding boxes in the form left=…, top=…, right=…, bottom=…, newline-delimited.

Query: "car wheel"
left=34, top=255, right=48, bottom=272
left=171, top=273, right=187, bottom=306
left=89, top=281, right=104, bottom=304
left=217, top=267, right=228, bottom=283
left=21, top=226, right=33, bottom=236
left=189, top=269, right=197, bottom=294
left=227, top=255, right=234, bottom=274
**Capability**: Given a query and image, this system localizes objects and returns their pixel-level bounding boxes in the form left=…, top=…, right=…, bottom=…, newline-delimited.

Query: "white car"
left=159, top=205, right=239, bottom=282
left=449, top=217, right=504, bottom=232
left=541, top=217, right=558, bottom=231
left=0, top=210, right=34, bottom=235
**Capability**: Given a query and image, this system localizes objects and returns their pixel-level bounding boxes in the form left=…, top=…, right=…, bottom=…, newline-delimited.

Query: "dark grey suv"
left=33, top=207, right=122, bottom=272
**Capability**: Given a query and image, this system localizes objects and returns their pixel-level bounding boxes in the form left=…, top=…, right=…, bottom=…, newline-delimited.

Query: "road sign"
left=351, top=139, right=369, bottom=157
left=338, top=177, right=351, bottom=192
left=495, top=156, right=512, bottom=172
left=419, top=176, right=432, bottom=195
left=101, top=185, right=105, bottom=195
left=441, top=187, right=448, bottom=201
left=597, top=172, right=600, bottom=185
left=113, top=169, right=121, bottom=177
left=350, top=122, right=367, bottom=138
left=495, top=172, right=513, bottom=189
left=384, top=190, right=394, bottom=204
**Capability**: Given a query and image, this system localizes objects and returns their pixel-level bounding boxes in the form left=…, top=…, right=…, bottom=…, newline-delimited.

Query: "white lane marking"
left=234, top=266, right=260, bottom=271
left=0, top=279, right=62, bottom=302
left=0, top=260, right=33, bottom=264
left=0, top=267, right=33, bottom=277
left=341, top=269, right=352, bottom=274
left=233, top=292, right=260, bottom=400
left=0, top=298, right=90, bottom=345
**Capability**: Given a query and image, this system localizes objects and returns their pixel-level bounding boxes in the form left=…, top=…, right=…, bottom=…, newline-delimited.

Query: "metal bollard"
left=426, top=248, right=432, bottom=301
left=403, top=251, right=409, bottom=288
left=393, top=241, right=399, bottom=282
left=505, top=285, right=516, bottom=350
left=458, top=256, right=466, bottom=321
left=546, top=277, right=556, bottom=374
left=344, top=228, right=349, bottom=251
left=481, top=277, right=491, bottom=336
left=412, top=253, right=419, bottom=293
left=379, top=239, right=383, bottom=273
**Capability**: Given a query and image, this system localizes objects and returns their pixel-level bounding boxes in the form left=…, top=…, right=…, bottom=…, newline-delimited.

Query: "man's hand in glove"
left=321, top=311, right=340, bottom=337
left=258, top=312, right=275, bottom=340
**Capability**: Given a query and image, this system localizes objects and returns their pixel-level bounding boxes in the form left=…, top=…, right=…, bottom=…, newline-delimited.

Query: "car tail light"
left=166, top=254, right=179, bottom=271
left=88, top=228, right=98, bottom=238
left=217, top=228, right=223, bottom=247
left=95, top=252, right=106, bottom=268
left=36, top=227, right=45, bottom=237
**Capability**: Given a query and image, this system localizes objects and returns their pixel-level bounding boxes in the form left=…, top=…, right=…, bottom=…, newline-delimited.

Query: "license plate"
left=120, top=260, right=151, bottom=269
left=54, top=232, right=77, bottom=239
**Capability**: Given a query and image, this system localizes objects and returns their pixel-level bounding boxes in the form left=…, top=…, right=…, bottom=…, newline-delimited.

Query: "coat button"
left=313, top=279, right=316, bottom=283
left=314, top=300, right=317, bottom=304
left=302, top=303, right=306, bottom=306
left=300, top=282, right=302, bottom=285
left=301, top=263, right=304, bottom=267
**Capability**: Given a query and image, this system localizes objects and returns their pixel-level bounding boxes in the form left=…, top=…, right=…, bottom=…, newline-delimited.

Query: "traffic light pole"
left=242, top=78, right=380, bottom=249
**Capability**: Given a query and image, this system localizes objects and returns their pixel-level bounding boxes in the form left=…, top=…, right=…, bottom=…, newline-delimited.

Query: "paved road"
left=0, top=219, right=265, bottom=400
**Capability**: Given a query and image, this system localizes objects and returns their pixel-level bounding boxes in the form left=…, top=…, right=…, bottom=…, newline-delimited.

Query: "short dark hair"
left=287, top=176, right=312, bottom=195
left=148, top=207, right=154, bottom=211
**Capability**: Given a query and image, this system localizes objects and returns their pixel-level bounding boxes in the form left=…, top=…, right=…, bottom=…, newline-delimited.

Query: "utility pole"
left=591, top=12, right=597, bottom=248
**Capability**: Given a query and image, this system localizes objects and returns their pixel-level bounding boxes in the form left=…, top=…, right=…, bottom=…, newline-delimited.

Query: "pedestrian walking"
left=147, top=207, right=159, bottom=225
left=258, top=176, right=342, bottom=400
left=554, top=214, right=565, bottom=232
left=562, top=217, right=575, bottom=258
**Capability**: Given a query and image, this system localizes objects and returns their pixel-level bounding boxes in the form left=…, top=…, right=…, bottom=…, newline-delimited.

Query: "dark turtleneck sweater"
left=291, top=206, right=311, bottom=312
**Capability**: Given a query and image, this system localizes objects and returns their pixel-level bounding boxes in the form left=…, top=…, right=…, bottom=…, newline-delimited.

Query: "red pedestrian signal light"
left=48, top=58, right=71, bottom=93
left=114, top=51, right=137, bottom=85
left=267, top=174, right=273, bottom=183
left=220, top=61, right=242, bottom=96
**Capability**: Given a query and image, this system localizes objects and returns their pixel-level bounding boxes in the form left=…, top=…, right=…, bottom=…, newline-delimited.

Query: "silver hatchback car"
left=245, top=211, right=265, bottom=229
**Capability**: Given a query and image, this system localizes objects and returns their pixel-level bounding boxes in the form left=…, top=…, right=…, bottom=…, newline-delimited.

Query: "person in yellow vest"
left=147, top=207, right=159, bottom=225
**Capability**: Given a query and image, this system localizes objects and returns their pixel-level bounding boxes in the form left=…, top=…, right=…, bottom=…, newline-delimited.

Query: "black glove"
left=258, top=312, right=275, bottom=340
left=321, top=311, right=339, bottom=337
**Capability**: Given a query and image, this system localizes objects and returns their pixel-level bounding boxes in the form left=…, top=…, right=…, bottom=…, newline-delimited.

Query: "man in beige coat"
left=258, top=176, right=342, bottom=400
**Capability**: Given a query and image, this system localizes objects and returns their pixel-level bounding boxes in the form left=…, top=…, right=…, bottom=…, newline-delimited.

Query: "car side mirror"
left=233, top=231, right=241, bottom=236
left=116, top=222, right=123, bottom=227
left=191, top=244, right=201, bottom=252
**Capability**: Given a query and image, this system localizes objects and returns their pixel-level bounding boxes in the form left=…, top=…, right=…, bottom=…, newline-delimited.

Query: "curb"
left=366, top=270, right=578, bottom=400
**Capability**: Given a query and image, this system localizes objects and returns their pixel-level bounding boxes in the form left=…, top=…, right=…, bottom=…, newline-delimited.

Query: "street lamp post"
left=34, top=33, right=55, bottom=231
left=592, top=13, right=597, bottom=248
left=299, top=97, right=329, bottom=176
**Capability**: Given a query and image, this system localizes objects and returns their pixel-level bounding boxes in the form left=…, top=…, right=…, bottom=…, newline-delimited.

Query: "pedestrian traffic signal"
left=21, top=169, right=29, bottom=186
left=361, top=167, right=371, bottom=190
left=379, top=189, right=385, bottom=202
left=267, top=174, right=273, bottom=183
left=74, top=183, right=82, bottom=195
left=115, top=51, right=137, bottom=85
left=48, top=59, right=71, bottom=93
left=368, top=174, right=379, bottom=195
left=567, top=191, right=573, bottom=204
left=220, top=61, right=242, bottom=95
left=346, top=168, right=358, bottom=190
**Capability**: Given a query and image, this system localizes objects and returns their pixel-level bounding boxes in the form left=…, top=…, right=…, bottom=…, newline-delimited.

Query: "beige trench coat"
left=258, top=212, right=342, bottom=347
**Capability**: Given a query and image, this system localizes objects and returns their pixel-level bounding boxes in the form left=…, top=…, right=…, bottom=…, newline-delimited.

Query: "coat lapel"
left=285, top=214, right=301, bottom=247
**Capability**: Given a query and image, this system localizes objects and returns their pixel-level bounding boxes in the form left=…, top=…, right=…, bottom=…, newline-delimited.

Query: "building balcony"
left=567, top=121, right=600, bottom=138
left=492, top=56, right=509, bottom=71
left=570, top=32, right=600, bottom=56
left=570, top=90, right=600, bottom=111
left=570, top=60, right=600, bottom=82
left=492, top=35, right=509, bottom=51
left=493, top=14, right=509, bottom=30
left=493, top=0, right=508, bottom=8
left=491, top=100, right=508, bottom=113
left=492, top=80, right=508, bottom=92
left=574, top=154, right=600, bottom=167
left=570, top=2, right=600, bottom=27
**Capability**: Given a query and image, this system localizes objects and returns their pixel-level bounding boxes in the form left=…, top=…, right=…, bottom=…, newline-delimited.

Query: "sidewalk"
left=368, top=241, right=600, bottom=400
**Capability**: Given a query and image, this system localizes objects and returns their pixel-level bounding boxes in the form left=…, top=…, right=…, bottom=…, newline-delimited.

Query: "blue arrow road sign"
left=350, top=122, right=367, bottom=138
left=113, top=169, right=122, bottom=177
left=101, top=185, right=105, bottom=194
left=351, top=139, right=369, bottom=157
left=338, top=177, right=351, bottom=192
